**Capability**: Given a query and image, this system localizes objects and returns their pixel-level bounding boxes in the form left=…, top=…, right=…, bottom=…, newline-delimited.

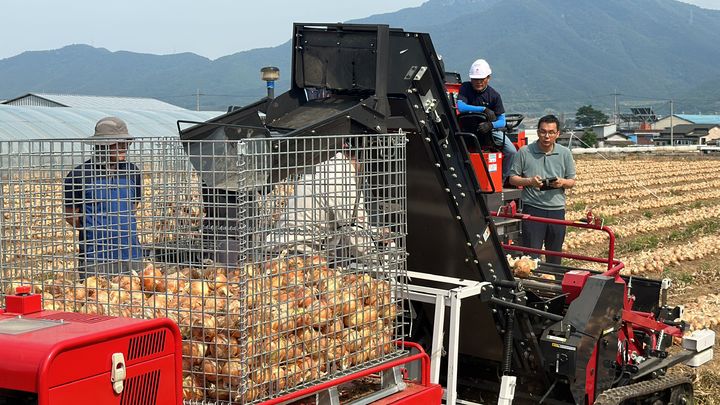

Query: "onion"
left=270, top=275, right=286, bottom=290
left=266, top=259, right=288, bottom=275
left=306, top=267, right=333, bottom=287
left=512, top=258, right=534, bottom=278
left=379, top=302, right=399, bottom=322
left=109, top=289, right=130, bottom=305
left=287, top=256, right=305, bottom=271
left=317, top=272, right=343, bottom=294
left=190, top=312, right=217, bottom=340
left=209, top=334, right=239, bottom=358
left=141, top=263, right=162, bottom=291
left=189, top=280, right=210, bottom=297
left=343, top=328, right=363, bottom=353
left=237, top=382, right=265, bottom=403
left=307, top=299, right=333, bottom=327
left=182, top=375, right=204, bottom=401
left=201, top=359, right=220, bottom=382
left=366, top=279, right=390, bottom=306
left=44, top=279, right=71, bottom=297
left=345, top=306, right=378, bottom=328
left=209, top=273, right=228, bottom=293
left=220, top=359, right=244, bottom=385
left=265, top=337, right=289, bottom=364
left=117, top=275, right=141, bottom=291
left=182, top=341, right=207, bottom=364
left=207, top=381, right=230, bottom=401
left=320, top=319, right=345, bottom=337
left=164, top=277, right=185, bottom=295
left=269, top=365, right=288, bottom=392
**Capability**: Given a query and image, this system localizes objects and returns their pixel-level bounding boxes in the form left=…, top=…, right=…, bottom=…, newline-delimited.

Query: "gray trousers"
left=521, top=205, right=566, bottom=265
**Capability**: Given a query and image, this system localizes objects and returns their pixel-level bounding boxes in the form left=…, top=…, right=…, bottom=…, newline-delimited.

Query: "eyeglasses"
left=110, top=142, right=130, bottom=150
left=538, top=131, right=559, bottom=137
left=96, top=142, right=130, bottom=152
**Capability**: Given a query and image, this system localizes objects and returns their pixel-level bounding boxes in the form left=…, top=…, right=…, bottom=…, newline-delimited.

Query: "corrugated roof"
left=3, top=93, right=189, bottom=111
left=676, top=114, right=720, bottom=125
left=0, top=104, right=222, bottom=140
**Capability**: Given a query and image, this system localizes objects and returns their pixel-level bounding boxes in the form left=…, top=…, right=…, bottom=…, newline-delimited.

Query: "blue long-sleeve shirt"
left=457, top=100, right=506, bottom=129
left=457, top=82, right=506, bottom=130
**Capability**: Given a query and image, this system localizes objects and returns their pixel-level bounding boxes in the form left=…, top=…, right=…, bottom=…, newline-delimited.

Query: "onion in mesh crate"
left=5, top=250, right=402, bottom=403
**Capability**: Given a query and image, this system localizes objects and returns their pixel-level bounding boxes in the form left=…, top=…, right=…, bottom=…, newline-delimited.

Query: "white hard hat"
left=468, top=59, right=492, bottom=79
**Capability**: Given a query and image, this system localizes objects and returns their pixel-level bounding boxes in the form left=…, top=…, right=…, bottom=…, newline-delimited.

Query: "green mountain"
left=1, top=0, right=719, bottom=115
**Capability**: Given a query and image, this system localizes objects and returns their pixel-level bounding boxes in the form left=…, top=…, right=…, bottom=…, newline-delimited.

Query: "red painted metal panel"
left=47, top=355, right=176, bottom=405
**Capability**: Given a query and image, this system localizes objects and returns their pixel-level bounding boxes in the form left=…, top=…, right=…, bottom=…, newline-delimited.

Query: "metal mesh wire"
left=0, top=134, right=407, bottom=404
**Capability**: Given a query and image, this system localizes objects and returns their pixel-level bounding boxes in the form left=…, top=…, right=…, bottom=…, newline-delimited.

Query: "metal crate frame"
left=0, top=134, right=408, bottom=404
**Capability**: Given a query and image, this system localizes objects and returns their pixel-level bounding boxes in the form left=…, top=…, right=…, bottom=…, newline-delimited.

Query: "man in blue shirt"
left=509, top=115, right=576, bottom=265
left=457, top=59, right=516, bottom=183
left=64, top=117, right=143, bottom=279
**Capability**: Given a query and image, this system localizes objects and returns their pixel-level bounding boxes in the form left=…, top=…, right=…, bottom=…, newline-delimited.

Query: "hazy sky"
left=1, top=0, right=718, bottom=60
left=0, top=0, right=426, bottom=60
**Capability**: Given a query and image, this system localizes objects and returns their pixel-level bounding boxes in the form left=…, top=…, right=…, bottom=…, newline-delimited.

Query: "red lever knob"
left=15, top=286, right=31, bottom=295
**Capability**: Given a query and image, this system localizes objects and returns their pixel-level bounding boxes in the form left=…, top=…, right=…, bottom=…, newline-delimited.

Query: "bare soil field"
left=565, top=153, right=720, bottom=403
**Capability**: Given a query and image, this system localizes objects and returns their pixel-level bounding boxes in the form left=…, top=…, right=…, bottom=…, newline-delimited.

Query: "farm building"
left=0, top=103, right=221, bottom=141
left=2, top=93, right=190, bottom=111
left=654, top=124, right=720, bottom=146
left=653, top=114, right=720, bottom=130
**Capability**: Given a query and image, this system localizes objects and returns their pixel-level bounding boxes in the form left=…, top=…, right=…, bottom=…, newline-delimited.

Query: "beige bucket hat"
left=89, top=116, right=133, bottom=145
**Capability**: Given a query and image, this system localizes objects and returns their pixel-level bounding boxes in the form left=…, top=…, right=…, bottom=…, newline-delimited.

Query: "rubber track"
left=592, top=375, right=692, bottom=405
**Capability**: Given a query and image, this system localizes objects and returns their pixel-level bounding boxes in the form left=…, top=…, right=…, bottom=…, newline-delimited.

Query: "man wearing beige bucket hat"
left=64, top=117, right=144, bottom=279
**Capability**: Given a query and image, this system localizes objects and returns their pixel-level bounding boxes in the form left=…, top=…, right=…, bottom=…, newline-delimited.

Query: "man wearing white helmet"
left=456, top=59, right=516, bottom=184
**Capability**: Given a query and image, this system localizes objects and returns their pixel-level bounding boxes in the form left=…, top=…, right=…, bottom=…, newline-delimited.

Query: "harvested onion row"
left=567, top=187, right=720, bottom=218
left=568, top=178, right=720, bottom=207
left=564, top=205, right=720, bottom=250
left=678, top=293, right=720, bottom=331
left=621, top=233, right=720, bottom=275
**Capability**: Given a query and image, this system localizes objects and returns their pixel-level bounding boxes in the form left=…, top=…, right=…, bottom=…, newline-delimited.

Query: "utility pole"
left=196, top=88, right=200, bottom=111
left=670, top=99, right=674, bottom=147
left=613, top=90, right=619, bottom=125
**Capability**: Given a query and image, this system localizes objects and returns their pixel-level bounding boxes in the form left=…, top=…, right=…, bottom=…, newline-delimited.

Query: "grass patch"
left=661, top=268, right=694, bottom=285
left=669, top=189, right=684, bottom=196
left=642, top=211, right=653, bottom=219
left=689, top=200, right=704, bottom=209
left=621, top=235, right=660, bottom=253
left=600, top=215, right=616, bottom=225
left=620, top=218, right=720, bottom=254
left=662, top=207, right=678, bottom=215
left=668, top=219, right=720, bottom=241
left=571, top=201, right=585, bottom=211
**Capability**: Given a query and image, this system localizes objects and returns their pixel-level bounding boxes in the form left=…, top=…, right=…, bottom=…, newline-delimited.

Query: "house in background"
left=653, top=114, right=720, bottom=130
left=591, top=123, right=633, bottom=147
left=626, top=129, right=661, bottom=145
left=653, top=124, right=720, bottom=146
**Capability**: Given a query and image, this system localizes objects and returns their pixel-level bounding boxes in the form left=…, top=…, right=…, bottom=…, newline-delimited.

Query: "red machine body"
left=0, top=290, right=182, bottom=405
left=469, top=152, right=503, bottom=192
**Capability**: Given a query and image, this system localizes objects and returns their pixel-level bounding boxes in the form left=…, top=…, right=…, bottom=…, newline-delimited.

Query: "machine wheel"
left=669, top=383, right=694, bottom=405
left=593, top=375, right=693, bottom=405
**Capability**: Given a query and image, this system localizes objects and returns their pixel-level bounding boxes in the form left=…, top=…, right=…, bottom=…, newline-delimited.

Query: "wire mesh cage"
left=0, top=133, right=408, bottom=404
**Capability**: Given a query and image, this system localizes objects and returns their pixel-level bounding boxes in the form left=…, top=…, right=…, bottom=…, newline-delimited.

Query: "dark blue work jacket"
left=64, top=160, right=142, bottom=262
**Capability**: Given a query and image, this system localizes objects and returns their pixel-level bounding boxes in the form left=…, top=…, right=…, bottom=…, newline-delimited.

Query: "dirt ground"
left=567, top=154, right=720, bottom=403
